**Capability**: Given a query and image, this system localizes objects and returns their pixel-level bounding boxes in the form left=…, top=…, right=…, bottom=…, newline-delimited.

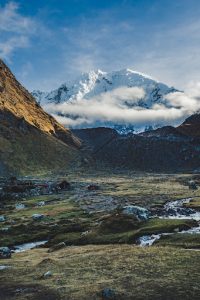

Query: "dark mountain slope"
left=177, top=113, right=200, bottom=137
left=0, top=59, right=81, bottom=175
left=74, top=116, right=200, bottom=172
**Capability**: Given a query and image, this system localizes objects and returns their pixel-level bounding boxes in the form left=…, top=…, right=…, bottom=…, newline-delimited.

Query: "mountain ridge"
left=32, top=68, right=178, bottom=133
left=0, top=59, right=81, bottom=175
left=73, top=114, right=200, bottom=172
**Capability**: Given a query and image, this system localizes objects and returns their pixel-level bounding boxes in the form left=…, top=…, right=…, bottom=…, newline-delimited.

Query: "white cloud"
left=0, top=36, right=29, bottom=59
left=0, top=2, right=37, bottom=59
left=0, top=2, right=35, bottom=34
left=44, top=84, right=200, bottom=128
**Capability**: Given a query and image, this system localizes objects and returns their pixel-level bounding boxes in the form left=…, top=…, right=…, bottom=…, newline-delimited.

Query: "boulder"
left=188, top=180, right=197, bottom=190
left=102, top=288, right=116, bottom=299
left=87, top=184, right=99, bottom=191
left=122, top=205, right=149, bottom=220
left=58, top=180, right=70, bottom=190
left=0, top=215, right=5, bottom=222
left=48, top=242, right=66, bottom=253
left=15, top=203, right=25, bottom=210
left=43, top=271, right=52, bottom=278
left=0, top=247, right=11, bottom=259
left=32, top=214, right=44, bottom=221
left=37, top=201, right=45, bottom=207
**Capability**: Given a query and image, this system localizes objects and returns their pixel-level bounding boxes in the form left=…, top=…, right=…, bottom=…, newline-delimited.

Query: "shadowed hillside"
left=73, top=116, right=200, bottom=172
left=0, top=59, right=81, bottom=175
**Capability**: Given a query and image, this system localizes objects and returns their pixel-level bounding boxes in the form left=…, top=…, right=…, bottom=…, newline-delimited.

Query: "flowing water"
left=13, top=240, right=47, bottom=253
left=138, top=198, right=200, bottom=246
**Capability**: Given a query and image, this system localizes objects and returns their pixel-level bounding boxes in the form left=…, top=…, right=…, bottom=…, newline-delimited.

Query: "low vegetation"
left=0, top=172, right=200, bottom=299
left=0, top=245, right=200, bottom=299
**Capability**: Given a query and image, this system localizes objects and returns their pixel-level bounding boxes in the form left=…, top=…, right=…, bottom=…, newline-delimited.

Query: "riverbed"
left=139, top=197, right=200, bottom=246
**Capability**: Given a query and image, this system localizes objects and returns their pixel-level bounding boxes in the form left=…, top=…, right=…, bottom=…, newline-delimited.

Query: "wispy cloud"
left=0, top=2, right=37, bottom=59
left=59, top=5, right=200, bottom=90
left=44, top=85, right=200, bottom=128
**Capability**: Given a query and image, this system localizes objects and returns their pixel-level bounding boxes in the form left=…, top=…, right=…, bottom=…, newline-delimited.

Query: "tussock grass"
left=0, top=245, right=200, bottom=299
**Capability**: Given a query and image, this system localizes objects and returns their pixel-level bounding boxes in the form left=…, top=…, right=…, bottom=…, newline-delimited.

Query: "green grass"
left=1, top=173, right=200, bottom=249
left=0, top=245, right=200, bottom=299
left=48, top=218, right=197, bottom=247
left=156, top=233, right=200, bottom=249
left=184, top=197, right=200, bottom=210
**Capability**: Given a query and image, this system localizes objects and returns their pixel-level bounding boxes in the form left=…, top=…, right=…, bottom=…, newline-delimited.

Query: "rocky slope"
left=0, top=59, right=81, bottom=175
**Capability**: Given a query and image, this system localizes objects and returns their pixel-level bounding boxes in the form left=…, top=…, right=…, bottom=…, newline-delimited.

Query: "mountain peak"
left=32, top=68, right=177, bottom=132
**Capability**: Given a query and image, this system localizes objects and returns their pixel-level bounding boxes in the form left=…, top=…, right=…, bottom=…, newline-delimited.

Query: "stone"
left=48, top=242, right=66, bottom=253
left=32, top=214, right=44, bottom=220
left=102, top=288, right=116, bottom=299
left=15, top=203, right=25, bottom=210
left=1, top=227, right=10, bottom=232
left=188, top=180, right=197, bottom=190
left=123, top=205, right=149, bottom=220
left=87, top=184, right=99, bottom=191
left=0, top=215, right=5, bottom=222
left=0, top=265, right=11, bottom=270
left=43, top=271, right=52, bottom=278
left=0, top=247, right=11, bottom=259
left=37, top=201, right=45, bottom=207
left=58, top=180, right=70, bottom=190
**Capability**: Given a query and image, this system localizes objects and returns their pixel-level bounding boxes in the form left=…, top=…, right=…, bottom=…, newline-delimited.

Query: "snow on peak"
left=32, top=68, right=177, bottom=133
left=33, top=68, right=173, bottom=105
left=122, top=68, right=158, bottom=81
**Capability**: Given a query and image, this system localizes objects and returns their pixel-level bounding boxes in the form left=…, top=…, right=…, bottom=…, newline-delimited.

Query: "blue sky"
left=0, top=0, right=200, bottom=91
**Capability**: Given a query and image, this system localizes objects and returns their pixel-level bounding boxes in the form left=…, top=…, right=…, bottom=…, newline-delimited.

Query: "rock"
left=58, top=180, right=71, bottom=190
left=37, top=201, right=45, bottom=207
left=0, top=247, right=11, bottom=259
left=32, top=214, right=44, bottom=220
left=48, top=242, right=66, bottom=253
left=0, top=265, right=11, bottom=270
left=0, top=215, right=5, bottom=222
left=15, top=203, right=25, bottom=210
left=102, top=288, right=116, bottom=299
left=81, top=230, right=90, bottom=236
left=87, top=184, right=99, bottom=191
left=122, top=205, right=149, bottom=220
left=188, top=180, right=197, bottom=190
left=1, top=227, right=10, bottom=232
left=43, top=271, right=52, bottom=278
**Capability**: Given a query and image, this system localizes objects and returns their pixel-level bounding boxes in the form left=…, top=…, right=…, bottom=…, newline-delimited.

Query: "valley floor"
left=0, top=245, right=200, bottom=300
left=0, top=172, right=200, bottom=299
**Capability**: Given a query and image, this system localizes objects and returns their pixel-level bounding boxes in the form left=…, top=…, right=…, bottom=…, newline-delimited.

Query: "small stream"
left=138, top=198, right=200, bottom=246
left=11, top=199, right=200, bottom=250
left=12, top=240, right=47, bottom=253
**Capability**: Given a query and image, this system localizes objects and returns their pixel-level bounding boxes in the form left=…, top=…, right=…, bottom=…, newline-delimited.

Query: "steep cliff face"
left=0, top=59, right=81, bottom=175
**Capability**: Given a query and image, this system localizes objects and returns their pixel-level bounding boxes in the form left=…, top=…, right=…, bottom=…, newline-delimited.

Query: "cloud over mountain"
left=45, top=87, right=200, bottom=128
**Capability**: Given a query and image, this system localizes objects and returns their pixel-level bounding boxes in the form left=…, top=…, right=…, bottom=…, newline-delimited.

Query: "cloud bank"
left=44, top=85, right=200, bottom=128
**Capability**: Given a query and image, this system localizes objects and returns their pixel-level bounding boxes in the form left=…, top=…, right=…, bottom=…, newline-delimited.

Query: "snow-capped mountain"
left=32, top=68, right=178, bottom=133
